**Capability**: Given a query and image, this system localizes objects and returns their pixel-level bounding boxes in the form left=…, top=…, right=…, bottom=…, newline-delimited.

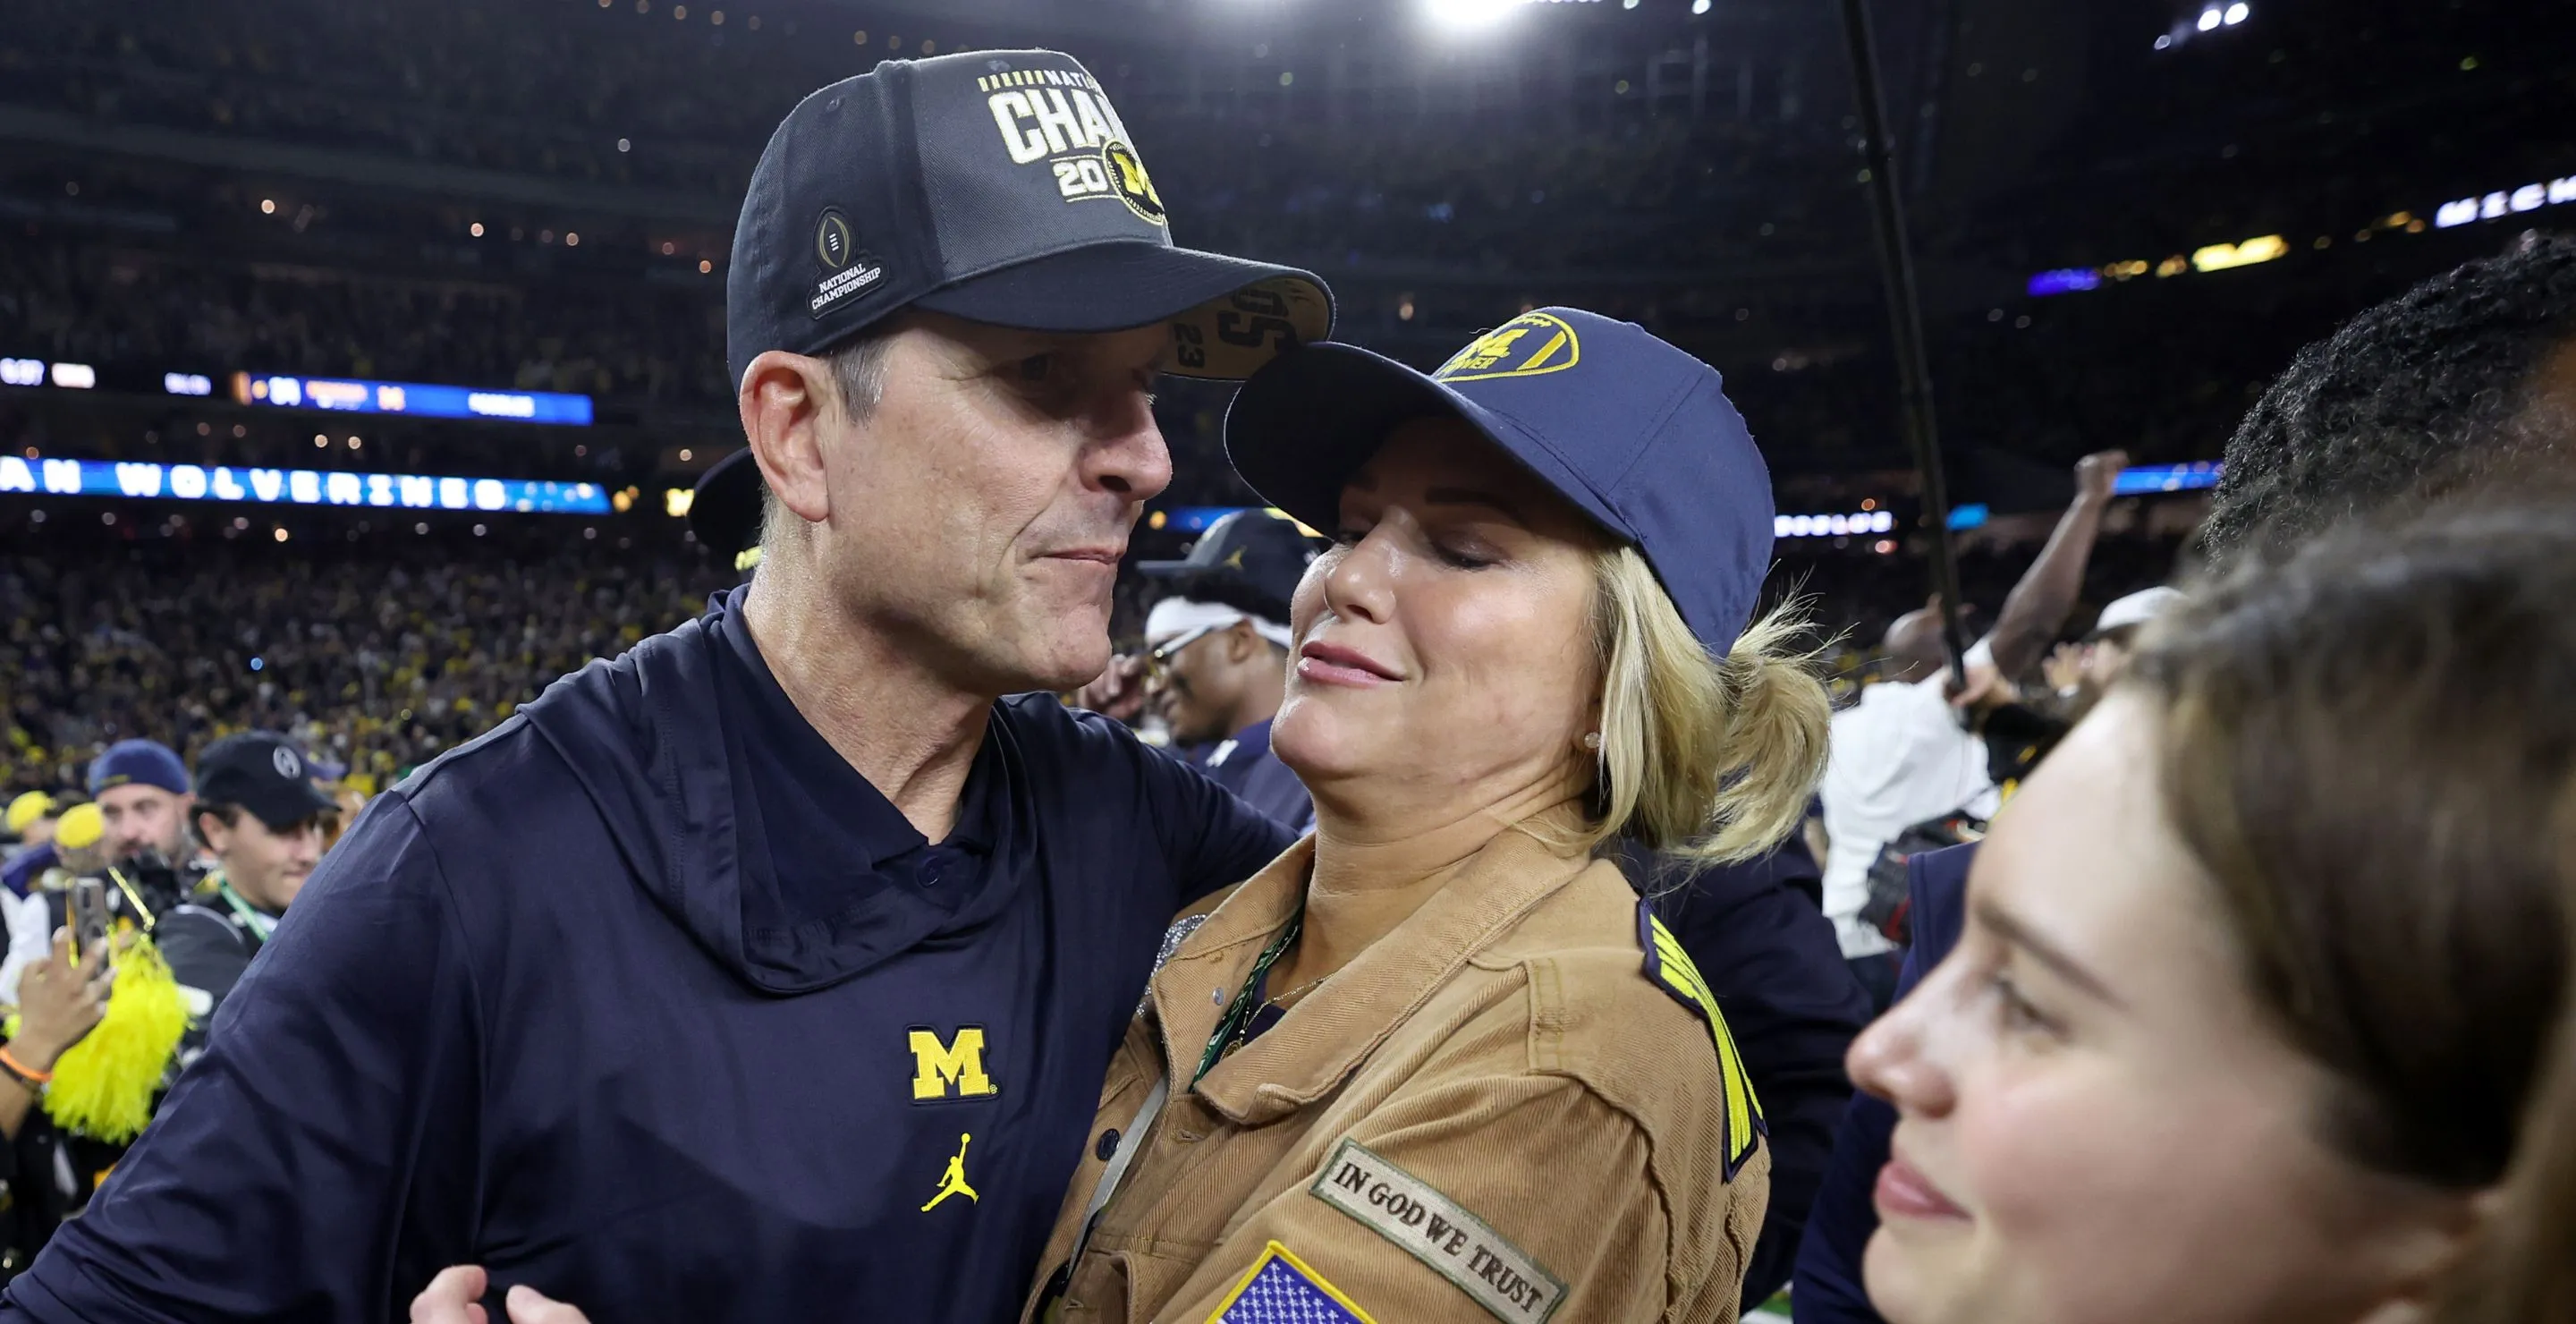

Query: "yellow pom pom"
left=45, top=937, right=191, bottom=1144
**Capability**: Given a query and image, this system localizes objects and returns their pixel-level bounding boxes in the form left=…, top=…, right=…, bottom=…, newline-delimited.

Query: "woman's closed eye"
left=1431, top=538, right=1497, bottom=571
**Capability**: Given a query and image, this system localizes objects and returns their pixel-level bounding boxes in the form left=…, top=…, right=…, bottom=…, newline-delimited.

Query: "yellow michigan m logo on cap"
left=1435, top=311, right=1581, bottom=382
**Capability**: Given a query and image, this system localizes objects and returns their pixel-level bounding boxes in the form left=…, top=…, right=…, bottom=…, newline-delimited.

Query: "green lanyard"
left=1191, top=905, right=1303, bottom=1088
left=213, top=876, right=277, bottom=945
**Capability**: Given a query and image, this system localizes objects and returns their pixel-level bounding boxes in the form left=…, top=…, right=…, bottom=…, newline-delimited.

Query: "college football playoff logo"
left=815, top=208, right=856, bottom=272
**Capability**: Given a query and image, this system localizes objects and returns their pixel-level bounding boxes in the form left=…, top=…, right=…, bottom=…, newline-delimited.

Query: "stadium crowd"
left=2, top=533, right=725, bottom=796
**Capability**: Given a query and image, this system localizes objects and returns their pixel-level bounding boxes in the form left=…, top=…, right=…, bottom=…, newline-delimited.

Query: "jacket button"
left=1095, top=1128, right=1120, bottom=1161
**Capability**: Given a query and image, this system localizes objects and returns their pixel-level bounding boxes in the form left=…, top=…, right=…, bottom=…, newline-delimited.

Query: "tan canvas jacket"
left=1021, top=831, right=1769, bottom=1324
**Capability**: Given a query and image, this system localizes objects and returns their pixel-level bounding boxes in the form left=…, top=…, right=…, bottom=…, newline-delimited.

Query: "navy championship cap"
left=195, top=733, right=336, bottom=832
left=1137, top=509, right=1318, bottom=610
left=728, top=51, right=1334, bottom=388
left=1225, top=309, right=1776, bottom=654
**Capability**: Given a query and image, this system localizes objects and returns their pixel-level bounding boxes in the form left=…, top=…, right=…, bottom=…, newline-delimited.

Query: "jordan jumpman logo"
left=921, top=1133, right=979, bottom=1211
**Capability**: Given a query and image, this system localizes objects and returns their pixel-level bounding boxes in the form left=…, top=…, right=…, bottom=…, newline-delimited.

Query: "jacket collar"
left=1149, top=828, right=1592, bottom=1125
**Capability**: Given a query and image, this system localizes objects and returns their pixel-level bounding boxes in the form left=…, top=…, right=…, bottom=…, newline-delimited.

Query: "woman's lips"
left=1296, top=640, right=1398, bottom=688
left=1874, top=1157, right=1970, bottom=1222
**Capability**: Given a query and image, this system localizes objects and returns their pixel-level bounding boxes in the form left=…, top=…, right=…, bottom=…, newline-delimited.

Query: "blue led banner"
left=0, top=453, right=611, bottom=515
left=231, top=372, right=594, bottom=426
left=2111, top=461, right=2221, bottom=495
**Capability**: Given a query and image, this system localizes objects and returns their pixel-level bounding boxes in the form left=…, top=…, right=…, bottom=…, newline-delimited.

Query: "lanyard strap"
left=214, top=877, right=276, bottom=944
left=1191, top=905, right=1302, bottom=1088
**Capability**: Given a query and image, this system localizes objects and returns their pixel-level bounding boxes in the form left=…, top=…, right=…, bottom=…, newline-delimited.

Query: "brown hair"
left=2128, top=501, right=2576, bottom=1191
left=2438, top=996, right=2576, bottom=1322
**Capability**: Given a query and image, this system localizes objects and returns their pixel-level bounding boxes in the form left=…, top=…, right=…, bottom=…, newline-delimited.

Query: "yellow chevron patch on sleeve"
left=1637, top=900, right=1766, bottom=1181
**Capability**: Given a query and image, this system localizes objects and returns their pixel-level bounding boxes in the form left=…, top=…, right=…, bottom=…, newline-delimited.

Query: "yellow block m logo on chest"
left=909, top=1026, right=999, bottom=1101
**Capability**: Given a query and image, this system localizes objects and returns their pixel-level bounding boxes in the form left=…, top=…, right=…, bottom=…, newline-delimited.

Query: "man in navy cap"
left=1136, top=509, right=1319, bottom=832
left=4, top=51, right=1327, bottom=1324
left=85, top=740, right=193, bottom=876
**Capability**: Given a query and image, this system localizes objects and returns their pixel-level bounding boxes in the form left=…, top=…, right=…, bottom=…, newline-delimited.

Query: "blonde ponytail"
left=1538, top=546, right=1832, bottom=866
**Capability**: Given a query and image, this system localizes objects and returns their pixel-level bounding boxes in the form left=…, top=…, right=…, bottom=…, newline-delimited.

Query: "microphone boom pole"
left=1835, top=0, right=1971, bottom=676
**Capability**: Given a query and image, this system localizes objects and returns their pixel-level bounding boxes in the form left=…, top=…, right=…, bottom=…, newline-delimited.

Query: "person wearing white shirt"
left=1818, top=452, right=2127, bottom=1005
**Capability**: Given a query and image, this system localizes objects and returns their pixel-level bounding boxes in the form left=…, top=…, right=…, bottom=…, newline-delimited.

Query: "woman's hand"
left=12, top=929, right=112, bottom=1071
left=411, top=1267, right=593, bottom=1324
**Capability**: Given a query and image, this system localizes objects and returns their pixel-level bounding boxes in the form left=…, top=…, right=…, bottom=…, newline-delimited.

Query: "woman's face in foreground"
left=1269, top=418, right=1606, bottom=811
left=1850, top=692, right=2472, bottom=1324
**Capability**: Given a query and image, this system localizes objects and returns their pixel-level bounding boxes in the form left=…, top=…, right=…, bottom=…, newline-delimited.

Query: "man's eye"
left=1017, top=353, right=1054, bottom=382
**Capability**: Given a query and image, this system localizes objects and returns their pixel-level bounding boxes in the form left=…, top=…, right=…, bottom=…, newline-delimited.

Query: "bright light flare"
left=2197, top=8, right=2222, bottom=30
left=1424, top=0, right=1519, bottom=30
left=2223, top=2, right=2249, bottom=22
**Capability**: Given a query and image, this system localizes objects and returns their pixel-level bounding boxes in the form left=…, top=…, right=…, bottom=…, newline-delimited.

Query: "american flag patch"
left=1206, top=1242, right=1377, bottom=1324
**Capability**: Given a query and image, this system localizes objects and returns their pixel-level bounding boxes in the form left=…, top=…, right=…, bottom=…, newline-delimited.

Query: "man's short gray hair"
left=758, top=322, right=901, bottom=550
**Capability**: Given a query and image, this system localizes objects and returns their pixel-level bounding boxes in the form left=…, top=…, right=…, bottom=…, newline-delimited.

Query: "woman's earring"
left=1581, top=731, right=1603, bottom=752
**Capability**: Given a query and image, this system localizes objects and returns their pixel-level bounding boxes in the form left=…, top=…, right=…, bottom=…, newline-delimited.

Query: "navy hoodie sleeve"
left=1128, top=729, right=1297, bottom=906
left=1792, top=843, right=1979, bottom=1324
left=2, top=795, right=484, bottom=1323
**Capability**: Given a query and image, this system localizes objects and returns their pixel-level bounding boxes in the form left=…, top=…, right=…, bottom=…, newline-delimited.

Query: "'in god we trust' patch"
left=1308, top=1138, right=1566, bottom=1324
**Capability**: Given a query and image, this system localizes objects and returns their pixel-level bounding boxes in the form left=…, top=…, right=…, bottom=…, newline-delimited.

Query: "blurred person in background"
left=1848, top=500, right=2572, bottom=1324
left=153, top=733, right=341, bottom=1018
left=2038, top=587, right=2183, bottom=721
left=0, top=798, right=164, bottom=1278
left=13, top=50, right=1333, bottom=1324
left=1, top=796, right=60, bottom=900
left=1796, top=234, right=2576, bottom=1324
left=83, top=742, right=201, bottom=923
left=1818, top=451, right=2126, bottom=1010
left=2200, top=232, right=2576, bottom=570
left=1136, top=509, right=1318, bottom=832
left=0, top=805, right=103, bottom=1008
left=0, top=926, right=114, bottom=1276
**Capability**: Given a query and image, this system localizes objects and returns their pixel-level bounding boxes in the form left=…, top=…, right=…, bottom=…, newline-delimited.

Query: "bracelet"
left=0, top=1046, right=54, bottom=1087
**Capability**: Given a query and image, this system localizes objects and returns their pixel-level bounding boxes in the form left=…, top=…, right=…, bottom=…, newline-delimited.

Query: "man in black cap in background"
left=154, top=733, right=340, bottom=1017
left=7, top=50, right=1329, bottom=1324
left=1137, top=509, right=1318, bottom=832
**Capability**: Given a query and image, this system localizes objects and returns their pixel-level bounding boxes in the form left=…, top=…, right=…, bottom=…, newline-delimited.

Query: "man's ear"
left=739, top=351, right=838, bottom=526
left=192, top=810, right=229, bottom=856
left=1225, top=620, right=1265, bottom=664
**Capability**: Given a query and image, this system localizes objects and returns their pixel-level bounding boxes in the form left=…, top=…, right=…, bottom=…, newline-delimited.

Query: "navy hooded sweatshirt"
left=1, top=588, right=1292, bottom=1323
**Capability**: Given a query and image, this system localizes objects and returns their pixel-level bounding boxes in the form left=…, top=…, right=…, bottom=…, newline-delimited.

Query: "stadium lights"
left=2435, top=173, right=2576, bottom=227
left=2196, top=8, right=2221, bottom=30
left=2224, top=2, right=2249, bottom=22
left=1425, top=0, right=1517, bottom=30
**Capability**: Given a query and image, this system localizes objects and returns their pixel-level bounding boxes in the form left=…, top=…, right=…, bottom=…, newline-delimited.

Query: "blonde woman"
left=1024, top=309, right=1830, bottom=1322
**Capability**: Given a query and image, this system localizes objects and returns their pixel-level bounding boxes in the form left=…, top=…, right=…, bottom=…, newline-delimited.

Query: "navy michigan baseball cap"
left=1137, top=508, right=1319, bottom=610
left=728, top=50, right=1334, bottom=388
left=1225, top=309, right=1776, bottom=654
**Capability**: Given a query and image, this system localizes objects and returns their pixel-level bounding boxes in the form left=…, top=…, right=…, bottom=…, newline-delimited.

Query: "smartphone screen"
left=71, top=878, right=109, bottom=966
